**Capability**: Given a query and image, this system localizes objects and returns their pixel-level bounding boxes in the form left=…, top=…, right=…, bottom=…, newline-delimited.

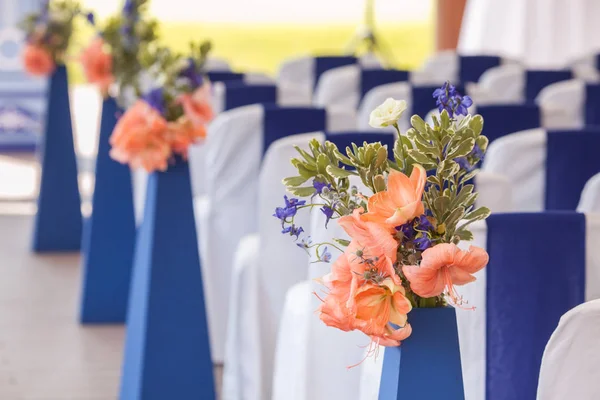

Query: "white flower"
left=368, top=98, right=407, bottom=128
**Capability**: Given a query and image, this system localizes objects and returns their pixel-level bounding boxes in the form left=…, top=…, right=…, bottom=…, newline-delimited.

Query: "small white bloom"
left=368, top=98, right=407, bottom=128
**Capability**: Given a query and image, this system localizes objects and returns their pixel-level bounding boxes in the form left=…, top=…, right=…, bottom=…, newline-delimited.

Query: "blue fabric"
left=224, top=82, right=277, bottom=111
left=545, top=129, right=600, bottom=210
left=476, top=105, right=540, bottom=143
left=459, top=55, right=501, bottom=83
left=411, top=84, right=465, bottom=119
left=379, top=307, right=464, bottom=400
left=595, top=53, right=600, bottom=71
left=525, top=70, right=573, bottom=101
left=360, top=69, right=410, bottom=98
left=207, top=71, right=244, bottom=83
left=585, top=84, right=600, bottom=127
left=486, top=212, right=586, bottom=400
left=79, top=98, right=136, bottom=323
left=263, top=106, right=327, bottom=156
left=120, top=160, right=214, bottom=400
left=32, top=65, right=82, bottom=252
left=314, top=56, right=357, bottom=89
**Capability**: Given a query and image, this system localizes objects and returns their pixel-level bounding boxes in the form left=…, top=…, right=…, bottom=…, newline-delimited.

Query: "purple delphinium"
left=416, top=215, right=434, bottom=232
left=320, top=246, right=332, bottom=263
left=273, top=195, right=305, bottom=224
left=397, top=221, right=415, bottom=240
left=313, top=179, right=331, bottom=195
left=143, top=88, right=167, bottom=116
left=123, top=0, right=135, bottom=15
left=180, top=58, right=204, bottom=88
left=282, top=224, right=304, bottom=239
left=86, top=12, right=95, bottom=25
left=321, top=206, right=334, bottom=227
left=433, top=81, right=473, bottom=118
left=413, top=235, right=433, bottom=251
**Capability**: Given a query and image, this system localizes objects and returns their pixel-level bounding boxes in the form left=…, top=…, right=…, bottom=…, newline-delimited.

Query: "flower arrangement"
left=20, top=0, right=92, bottom=76
left=109, top=41, right=213, bottom=172
left=80, top=0, right=159, bottom=99
left=276, top=83, right=489, bottom=348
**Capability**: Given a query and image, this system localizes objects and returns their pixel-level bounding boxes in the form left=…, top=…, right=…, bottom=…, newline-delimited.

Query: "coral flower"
left=319, top=253, right=357, bottom=332
left=110, top=100, right=171, bottom=172
left=22, top=44, right=55, bottom=76
left=166, top=116, right=207, bottom=158
left=403, top=243, right=489, bottom=304
left=177, top=83, right=214, bottom=129
left=80, top=37, right=114, bottom=96
left=363, top=165, right=427, bottom=229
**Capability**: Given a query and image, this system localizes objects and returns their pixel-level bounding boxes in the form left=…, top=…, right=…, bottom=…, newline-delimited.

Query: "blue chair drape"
left=262, top=106, right=327, bottom=156
left=476, top=105, right=540, bottom=143
left=411, top=84, right=465, bottom=120
left=314, top=56, right=357, bottom=89
left=486, top=212, right=586, bottom=400
left=359, top=69, right=410, bottom=99
left=207, top=71, right=244, bottom=83
left=585, top=84, right=600, bottom=127
left=224, top=82, right=277, bottom=111
left=525, top=70, right=573, bottom=102
left=545, top=128, right=600, bottom=210
left=459, top=55, right=501, bottom=84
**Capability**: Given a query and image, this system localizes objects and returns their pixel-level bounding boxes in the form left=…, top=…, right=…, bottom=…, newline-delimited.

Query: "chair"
left=360, top=212, right=600, bottom=400
left=204, top=57, right=232, bottom=72
left=476, top=104, right=541, bottom=143
left=577, top=173, right=600, bottom=213
left=537, top=299, right=600, bottom=399
left=466, top=64, right=525, bottom=105
left=459, top=55, right=502, bottom=84
left=483, top=127, right=600, bottom=211
left=537, top=80, right=600, bottom=129
left=525, top=70, right=573, bottom=102
left=222, top=132, right=322, bottom=400
left=198, top=105, right=356, bottom=363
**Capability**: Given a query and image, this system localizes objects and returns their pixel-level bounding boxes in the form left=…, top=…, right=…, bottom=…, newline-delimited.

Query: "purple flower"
left=282, top=224, right=304, bottom=239
left=433, top=82, right=472, bottom=118
left=297, top=236, right=312, bottom=249
left=180, top=58, right=204, bottom=88
left=285, top=196, right=306, bottom=208
left=396, top=221, right=415, bottom=240
left=86, top=12, right=95, bottom=25
left=321, top=246, right=332, bottom=263
left=454, top=95, right=473, bottom=117
left=414, top=235, right=432, bottom=251
left=472, top=143, right=484, bottom=160
left=313, top=179, right=331, bottom=195
left=321, top=206, right=334, bottom=227
left=273, top=196, right=305, bottom=224
left=143, top=88, right=167, bottom=116
left=123, top=0, right=135, bottom=15
left=416, top=215, right=434, bottom=231
left=455, top=157, right=472, bottom=171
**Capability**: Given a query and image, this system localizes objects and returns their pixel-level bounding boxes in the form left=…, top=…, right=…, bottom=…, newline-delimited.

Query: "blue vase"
left=120, top=160, right=214, bottom=400
left=379, top=307, right=465, bottom=400
left=79, top=97, right=136, bottom=323
left=32, top=64, right=82, bottom=252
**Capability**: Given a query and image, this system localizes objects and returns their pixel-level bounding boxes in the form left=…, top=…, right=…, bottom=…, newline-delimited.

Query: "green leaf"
left=411, top=115, right=428, bottom=136
left=447, top=138, right=475, bottom=159
left=439, top=160, right=460, bottom=180
left=316, top=154, right=330, bottom=175
left=450, top=184, right=474, bottom=209
left=288, top=186, right=316, bottom=197
left=407, top=149, right=434, bottom=165
left=440, top=110, right=451, bottom=129
left=443, top=206, right=465, bottom=231
left=373, top=174, right=386, bottom=192
left=433, top=196, right=451, bottom=217
left=463, top=206, right=491, bottom=222
left=460, top=169, right=479, bottom=185
left=282, top=176, right=308, bottom=187
left=375, top=146, right=388, bottom=168
left=334, top=238, right=351, bottom=247
left=294, top=146, right=316, bottom=163
left=455, top=229, right=474, bottom=241
left=326, top=165, right=354, bottom=178
left=293, top=162, right=316, bottom=179
left=469, top=115, right=484, bottom=136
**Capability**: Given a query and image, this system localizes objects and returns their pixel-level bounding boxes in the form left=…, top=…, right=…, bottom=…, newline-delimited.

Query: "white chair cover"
left=578, top=173, right=600, bottom=213
left=205, top=57, right=231, bottom=72
left=570, top=54, right=600, bottom=83
left=313, top=64, right=361, bottom=112
left=222, top=132, right=322, bottom=400
left=277, top=55, right=314, bottom=106
left=466, top=64, right=525, bottom=105
left=410, top=51, right=459, bottom=86
left=537, top=299, right=600, bottom=400
left=482, top=128, right=547, bottom=211
left=475, top=171, right=514, bottom=212
left=536, top=79, right=585, bottom=130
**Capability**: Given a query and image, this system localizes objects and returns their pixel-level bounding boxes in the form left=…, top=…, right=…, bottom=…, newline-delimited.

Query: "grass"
left=68, top=21, right=433, bottom=82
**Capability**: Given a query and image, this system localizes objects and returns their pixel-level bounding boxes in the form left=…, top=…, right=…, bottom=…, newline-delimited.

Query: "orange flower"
left=166, top=116, right=207, bottom=158
left=80, top=38, right=114, bottom=96
left=403, top=244, right=489, bottom=304
left=319, top=253, right=358, bottom=332
left=22, top=44, right=55, bottom=77
left=177, top=83, right=214, bottom=129
left=109, top=101, right=171, bottom=172
left=363, top=165, right=427, bottom=229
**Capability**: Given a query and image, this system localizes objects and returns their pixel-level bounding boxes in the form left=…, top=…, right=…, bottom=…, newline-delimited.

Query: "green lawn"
left=69, top=22, right=433, bottom=82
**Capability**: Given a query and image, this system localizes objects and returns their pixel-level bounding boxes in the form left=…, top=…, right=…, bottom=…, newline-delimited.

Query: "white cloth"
left=466, top=64, right=525, bottom=105
left=222, top=132, right=321, bottom=400
left=536, top=79, right=585, bottom=130
left=537, top=299, right=600, bottom=399
left=205, top=57, right=232, bottom=72
left=482, top=128, right=547, bottom=211
left=313, top=64, right=361, bottom=112
left=578, top=173, right=600, bottom=213
left=410, top=50, right=459, bottom=86
left=459, top=0, right=600, bottom=69
left=475, top=171, right=514, bottom=213
left=359, top=214, right=600, bottom=400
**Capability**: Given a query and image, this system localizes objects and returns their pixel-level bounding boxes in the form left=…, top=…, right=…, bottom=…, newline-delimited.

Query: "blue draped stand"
left=120, top=160, right=214, bottom=400
left=32, top=65, right=82, bottom=252
left=80, top=97, right=136, bottom=323
left=379, top=307, right=465, bottom=399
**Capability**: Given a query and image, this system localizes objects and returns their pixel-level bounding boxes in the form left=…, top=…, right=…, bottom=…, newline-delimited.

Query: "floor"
left=0, top=214, right=222, bottom=400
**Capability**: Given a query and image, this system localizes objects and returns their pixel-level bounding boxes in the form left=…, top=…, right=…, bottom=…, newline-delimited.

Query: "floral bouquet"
left=20, top=0, right=92, bottom=76
left=276, top=83, right=490, bottom=348
left=109, top=41, right=214, bottom=172
left=80, top=0, right=159, bottom=99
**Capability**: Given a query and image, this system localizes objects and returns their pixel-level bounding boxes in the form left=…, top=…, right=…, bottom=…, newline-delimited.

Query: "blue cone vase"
left=79, top=97, right=136, bottom=323
left=32, top=65, right=82, bottom=252
left=120, top=160, right=214, bottom=400
left=379, top=307, right=465, bottom=400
